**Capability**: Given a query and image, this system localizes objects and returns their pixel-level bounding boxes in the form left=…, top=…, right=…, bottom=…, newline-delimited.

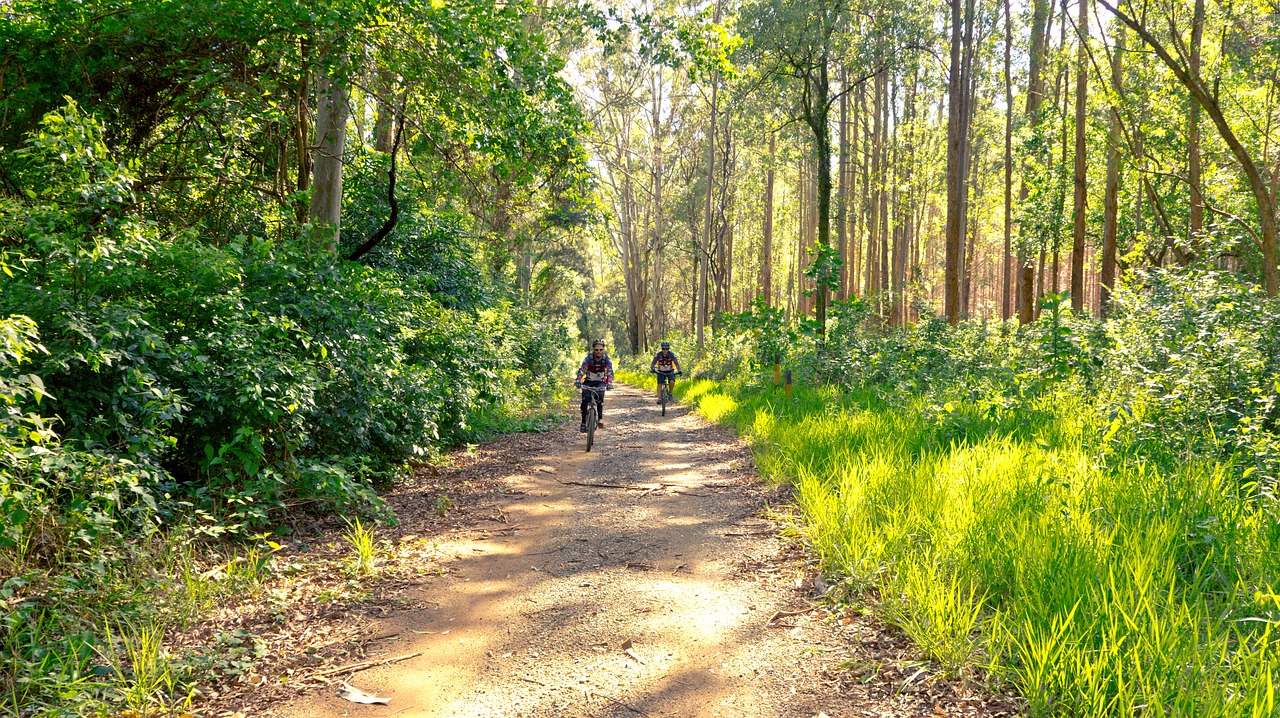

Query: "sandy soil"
left=262, top=384, right=1017, bottom=718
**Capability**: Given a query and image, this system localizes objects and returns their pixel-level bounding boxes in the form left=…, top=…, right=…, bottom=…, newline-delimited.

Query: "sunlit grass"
left=343, top=518, right=378, bottom=577
left=674, top=376, right=1280, bottom=717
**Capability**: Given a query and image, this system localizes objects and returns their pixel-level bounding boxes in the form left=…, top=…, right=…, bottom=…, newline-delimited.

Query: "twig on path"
left=519, top=675, right=546, bottom=686
left=526, top=545, right=568, bottom=556
left=590, top=690, right=645, bottom=715
left=307, top=651, right=423, bottom=681
left=556, top=479, right=652, bottom=490
left=768, top=604, right=817, bottom=624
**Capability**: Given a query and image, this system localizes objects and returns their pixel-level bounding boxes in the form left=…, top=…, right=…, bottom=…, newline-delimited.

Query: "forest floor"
left=198, top=384, right=1019, bottom=718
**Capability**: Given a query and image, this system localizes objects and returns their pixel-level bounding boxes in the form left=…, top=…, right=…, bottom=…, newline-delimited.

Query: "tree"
left=1098, top=0, right=1280, bottom=297
left=1069, top=0, right=1088, bottom=313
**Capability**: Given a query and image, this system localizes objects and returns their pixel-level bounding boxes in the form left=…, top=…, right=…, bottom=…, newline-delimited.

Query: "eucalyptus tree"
left=739, top=0, right=923, bottom=334
left=1099, top=0, right=1280, bottom=296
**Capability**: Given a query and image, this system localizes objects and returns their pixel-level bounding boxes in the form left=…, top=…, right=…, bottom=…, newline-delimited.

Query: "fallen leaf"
left=338, top=682, right=390, bottom=705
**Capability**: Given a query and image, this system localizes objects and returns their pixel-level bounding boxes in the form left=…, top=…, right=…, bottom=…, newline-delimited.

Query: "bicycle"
left=650, top=369, right=681, bottom=416
left=578, top=383, right=607, bottom=452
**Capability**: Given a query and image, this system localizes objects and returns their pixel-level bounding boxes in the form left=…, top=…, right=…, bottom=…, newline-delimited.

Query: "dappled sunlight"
left=278, top=384, right=809, bottom=718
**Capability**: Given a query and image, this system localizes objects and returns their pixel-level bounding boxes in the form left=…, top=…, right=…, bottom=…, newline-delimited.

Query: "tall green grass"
left=633, top=372, right=1280, bottom=716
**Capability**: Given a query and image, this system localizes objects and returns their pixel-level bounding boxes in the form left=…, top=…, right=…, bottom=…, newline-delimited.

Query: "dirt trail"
left=270, top=384, right=1005, bottom=718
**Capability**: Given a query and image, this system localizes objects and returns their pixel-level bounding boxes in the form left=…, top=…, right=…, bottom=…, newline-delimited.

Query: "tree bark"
left=1070, top=0, right=1089, bottom=313
left=294, top=66, right=312, bottom=225
left=1187, top=0, right=1205, bottom=259
left=1019, top=0, right=1051, bottom=325
left=838, top=67, right=850, bottom=302
left=309, top=70, right=349, bottom=255
left=762, top=132, right=775, bottom=305
left=699, top=77, right=716, bottom=346
left=945, top=0, right=975, bottom=323
left=1101, top=24, right=1124, bottom=315
left=1002, top=0, right=1014, bottom=321
left=866, top=70, right=884, bottom=297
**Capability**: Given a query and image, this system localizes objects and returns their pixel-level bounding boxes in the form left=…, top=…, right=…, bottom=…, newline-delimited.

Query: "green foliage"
left=675, top=271, right=1280, bottom=716
left=0, top=101, right=573, bottom=716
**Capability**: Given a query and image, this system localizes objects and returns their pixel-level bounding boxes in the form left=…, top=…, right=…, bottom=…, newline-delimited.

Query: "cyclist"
left=649, top=341, right=682, bottom=404
left=575, top=339, right=614, bottom=432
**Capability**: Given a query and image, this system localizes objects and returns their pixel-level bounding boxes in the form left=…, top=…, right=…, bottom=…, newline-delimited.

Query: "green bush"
left=0, top=101, right=570, bottom=543
left=677, top=275, right=1280, bottom=716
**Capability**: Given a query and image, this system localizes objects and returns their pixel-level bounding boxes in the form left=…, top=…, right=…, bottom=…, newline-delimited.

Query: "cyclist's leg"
left=596, top=387, right=606, bottom=424
left=580, top=388, right=590, bottom=428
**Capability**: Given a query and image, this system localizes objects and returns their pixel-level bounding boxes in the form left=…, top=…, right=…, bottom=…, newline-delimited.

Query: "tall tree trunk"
left=1002, top=0, right=1014, bottom=320
left=1101, top=24, right=1124, bottom=315
left=809, top=58, right=833, bottom=336
left=945, top=0, right=975, bottom=323
left=1070, top=0, right=1089, bottom=313
left=762, top=132, right=775, bottom=305
left=294, top=67, right=312, bottom=225
left=838, top=67, right=850, bottom=302
left=650, top=68, right=666, bottom=341
left=1187, top=0, right=1205, bottom=259
left=1019, top=0, right=1051, bottom=325
left=698, top=82, right=716, bottom=346
left=373, top=68, right=396, bottom=153
left=867, top=70, right=884, bottom=297
left=309, top=70, right=349, bottom=255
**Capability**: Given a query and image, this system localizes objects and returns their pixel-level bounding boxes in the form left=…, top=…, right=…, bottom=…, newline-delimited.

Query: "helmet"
left=592, top=339, right=605, bottom=348
left=660, top=341, right=671, bottom=349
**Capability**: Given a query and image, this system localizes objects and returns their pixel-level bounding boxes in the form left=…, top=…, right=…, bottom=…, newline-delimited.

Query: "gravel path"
left=269, top=384, right=1014, bottom=718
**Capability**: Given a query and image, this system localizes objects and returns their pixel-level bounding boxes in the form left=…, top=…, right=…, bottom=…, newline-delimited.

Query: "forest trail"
left=268, top=384, right=961, bottom=718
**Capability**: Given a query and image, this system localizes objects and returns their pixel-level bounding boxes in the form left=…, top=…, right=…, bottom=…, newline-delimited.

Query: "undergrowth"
left=631, top=278, right=1280, bottom=716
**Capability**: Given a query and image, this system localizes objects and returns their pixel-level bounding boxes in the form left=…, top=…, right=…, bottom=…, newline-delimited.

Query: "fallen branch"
left=556, top=479, right=662, bottom=491
left=768, top=604, right=816, bottom=623
left=308, top=651, right=423, bottom=680
left=590, top=690, right=645, bottom=715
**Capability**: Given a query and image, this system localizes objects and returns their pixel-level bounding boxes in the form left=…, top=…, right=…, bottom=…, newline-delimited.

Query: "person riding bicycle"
left=649, top=341, right=682, bottom=404
left=575, top=339, right=614, bottom=432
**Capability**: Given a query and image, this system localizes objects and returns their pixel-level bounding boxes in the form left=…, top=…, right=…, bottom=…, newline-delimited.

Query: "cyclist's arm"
left=604, top=358, right=614, bottom=385
left=671, top=353, right=682, bottom=373
left=649, top=354, right=658, bottom=371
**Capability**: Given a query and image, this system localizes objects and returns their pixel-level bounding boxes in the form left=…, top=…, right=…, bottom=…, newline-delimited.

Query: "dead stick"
left=308, top=651, right=423, bottom=679
left=590, top=690, right=645, bottom=715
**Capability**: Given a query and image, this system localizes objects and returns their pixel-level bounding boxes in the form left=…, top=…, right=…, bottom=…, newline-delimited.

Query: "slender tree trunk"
left=1101, top=24, right=1124, bottom=314
left=944, top=0, right=974, bottom=323
left=866, top=72, right=883, bottom=297
left=373, top=68, right=396, bottom=153
left=309, top=70, right=349, bottom=255
left=294, top=67, right=312, bottom=225
left=699, top=81, right=716, bottom=346
left=810, top=59, right=833, bottom=336
left=1019, top=0, right=1051, bottom=325
left=762, top=132, right=775, bottom=305
left=838, top=67, right=850, bottom=302
left=1188, top=0, right=1205, bottom=259
left=1070, top=0, right=1089, bottom=312
left=1002, top=0, right=1014, bottom=320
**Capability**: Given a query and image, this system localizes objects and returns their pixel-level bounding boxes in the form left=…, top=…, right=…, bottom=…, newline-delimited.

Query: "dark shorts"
left=655, top=370, right=677, bottom=384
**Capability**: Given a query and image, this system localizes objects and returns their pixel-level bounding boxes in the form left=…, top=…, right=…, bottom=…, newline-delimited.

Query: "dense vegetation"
left=628, top=272, right=1280, bottom=715
left=4, top=0, right=1280, bottom=715
left=0, top=1, right=597, bottom=714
